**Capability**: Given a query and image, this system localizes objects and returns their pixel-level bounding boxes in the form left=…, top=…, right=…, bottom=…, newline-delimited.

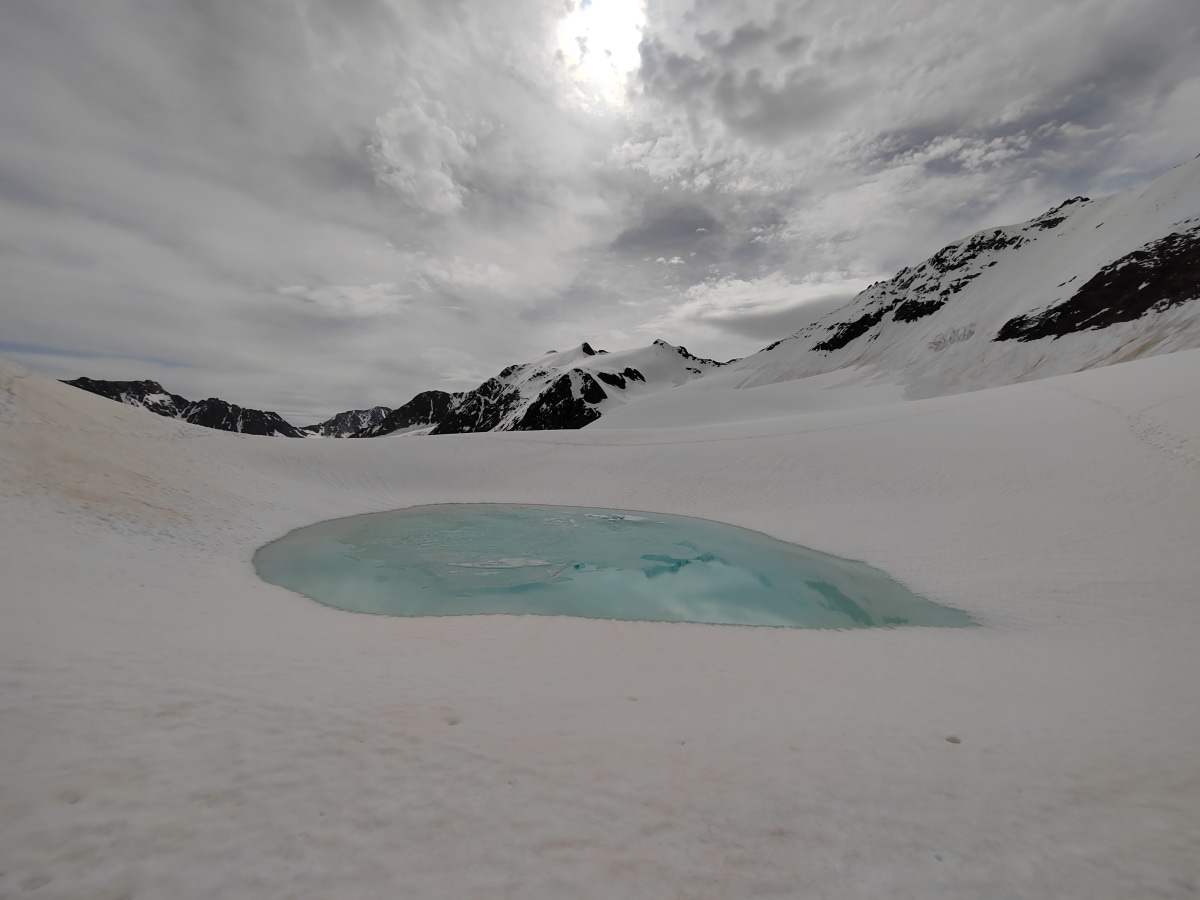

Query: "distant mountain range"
left=64, top=154, right=1200, bottom=435
left=64, top=340, right=727, bottom=438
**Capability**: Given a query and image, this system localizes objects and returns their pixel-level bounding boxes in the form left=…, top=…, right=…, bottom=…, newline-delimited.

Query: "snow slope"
left=734, top=154, right=1200, bottom=399
left=3, top=347, right=1199, bottom=899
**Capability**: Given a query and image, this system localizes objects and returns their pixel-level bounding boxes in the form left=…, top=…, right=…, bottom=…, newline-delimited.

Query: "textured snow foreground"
left=2, top=353, right=1200, bottom=899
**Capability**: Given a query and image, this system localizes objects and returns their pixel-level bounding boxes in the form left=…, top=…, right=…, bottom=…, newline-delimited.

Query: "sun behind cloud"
left=556, top=0, right=647, bottom=107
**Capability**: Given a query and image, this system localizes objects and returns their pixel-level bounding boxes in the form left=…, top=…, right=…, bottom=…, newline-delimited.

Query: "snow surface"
left=3, top=346, right=1199, bottom=898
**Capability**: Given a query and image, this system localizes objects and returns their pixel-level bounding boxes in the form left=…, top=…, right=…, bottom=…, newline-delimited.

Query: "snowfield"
left=2, top=347, right=1199, bottom=899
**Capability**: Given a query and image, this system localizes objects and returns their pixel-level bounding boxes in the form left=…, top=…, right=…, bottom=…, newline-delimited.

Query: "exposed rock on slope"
left=995, top=225, right=1200, bottom=342
left=300, top=406, right=393, bottom=438
left=356, top=391, right=458, bottom=437
left=63, top=378, right=304, bottom=437
left=63, top=378, right=190, bottom=419
left=177, top=398, right=304, bottom=438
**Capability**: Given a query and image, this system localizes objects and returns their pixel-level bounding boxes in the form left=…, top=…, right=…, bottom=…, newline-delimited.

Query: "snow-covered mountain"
left=63, top=378, right=305, bottom=437
left=398, top=340, right=727, bottom=436
left=732, top=154, right=1200, bottom=398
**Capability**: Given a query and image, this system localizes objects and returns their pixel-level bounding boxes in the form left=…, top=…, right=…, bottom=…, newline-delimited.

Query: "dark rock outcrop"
left=180, top=398, right=304, bottom=437
left=578, top=371, right=607, bottom=404
left=996, top=226, right=1200, bottom=342
left=595, top=367, right=650, bottom=391
left=301, top=406, right=393, bottom=438
left=814, top=304, right=894, bottom=352
left=892, top=297, right=947, bottom=323
left=356, top=391, right=458, bottom=437
left=513, top=373, right=604, bottom=430
left=63, top=377, right=304, bottom=437
left=430, top=378, right=523, bottom=435
left=1024, top=197, right=1089, bottom=232
left=63, top=378, right=189, bottom=418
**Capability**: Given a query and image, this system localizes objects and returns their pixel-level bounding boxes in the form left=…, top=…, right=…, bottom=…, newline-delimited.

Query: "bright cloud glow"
left=557, top=0, right=646, bottom=106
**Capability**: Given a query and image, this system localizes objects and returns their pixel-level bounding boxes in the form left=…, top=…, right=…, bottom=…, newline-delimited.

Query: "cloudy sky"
left=3, top=0, right=1199, bottom=421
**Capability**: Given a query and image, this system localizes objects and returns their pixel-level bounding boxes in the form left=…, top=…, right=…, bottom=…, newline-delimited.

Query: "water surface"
left=254, top=504, right=971, bottom=628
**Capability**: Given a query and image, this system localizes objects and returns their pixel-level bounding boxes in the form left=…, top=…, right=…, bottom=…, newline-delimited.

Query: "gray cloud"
left=612, top=201, right=720, bottom=255
left=861, top=0, right=1200, bottom=190
left=698, top=23, right=773, bottom=58
left=774, top=36, right=808, bottom=59
left=692, top=293, right=854, bottom=342
left=2, top=0, right=1199, bottom=417
left=712, top=67, right=853, bottom=143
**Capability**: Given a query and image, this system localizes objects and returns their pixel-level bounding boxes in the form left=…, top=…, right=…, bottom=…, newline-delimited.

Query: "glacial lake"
left=254, top=504, right=973, bottom=629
